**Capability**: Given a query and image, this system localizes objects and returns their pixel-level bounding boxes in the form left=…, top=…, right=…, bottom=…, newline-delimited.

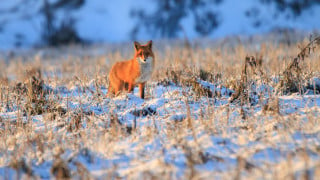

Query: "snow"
left=1, top=78, right=320, bottom=178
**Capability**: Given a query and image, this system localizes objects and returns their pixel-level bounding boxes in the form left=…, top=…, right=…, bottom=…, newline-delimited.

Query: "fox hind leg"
left=128, top=83, right=134, bottom=93
left=124, top=82, right=129, bottom=91
left=123, top=82, right=134, bottom=93
left=107, top=83, right=115, bottom=97
left=108, top=71, right=123, bottom=97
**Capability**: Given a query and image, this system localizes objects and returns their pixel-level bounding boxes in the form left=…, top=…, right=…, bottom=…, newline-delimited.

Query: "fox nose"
left=143, top=59, right=147, bottom=62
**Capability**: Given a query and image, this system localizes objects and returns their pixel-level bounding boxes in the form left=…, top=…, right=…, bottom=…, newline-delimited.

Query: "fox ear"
left=146, top=40, right=152, bottom=49
left=134, top=41, right=141, bottom=51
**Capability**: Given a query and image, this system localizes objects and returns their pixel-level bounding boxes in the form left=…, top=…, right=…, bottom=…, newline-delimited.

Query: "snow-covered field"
left=0, top=36, right=320, bottom=179
left=1, top=80, right=320, bottom=179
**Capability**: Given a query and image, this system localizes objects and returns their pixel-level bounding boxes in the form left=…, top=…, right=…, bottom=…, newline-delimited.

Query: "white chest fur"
left=135, top=57, right=153, bottom=83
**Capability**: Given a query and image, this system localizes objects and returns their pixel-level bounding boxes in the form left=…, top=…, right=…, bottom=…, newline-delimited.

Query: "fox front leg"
left=139, top=83, right=145, bottom=99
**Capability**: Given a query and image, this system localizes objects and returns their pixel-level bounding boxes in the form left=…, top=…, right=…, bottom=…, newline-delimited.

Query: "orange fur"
left=108, top=41, right=155, bottom=99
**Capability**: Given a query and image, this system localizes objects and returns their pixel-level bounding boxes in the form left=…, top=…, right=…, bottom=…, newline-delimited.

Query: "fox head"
left=134, top=41, right=154, bottom=63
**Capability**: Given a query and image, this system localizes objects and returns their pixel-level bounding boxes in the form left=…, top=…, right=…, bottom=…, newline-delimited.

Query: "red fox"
left=108, top=41, right=154, bottom=99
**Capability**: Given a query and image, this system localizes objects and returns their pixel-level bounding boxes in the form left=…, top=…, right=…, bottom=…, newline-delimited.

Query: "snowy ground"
left=0, top=79, right=319, bottom=179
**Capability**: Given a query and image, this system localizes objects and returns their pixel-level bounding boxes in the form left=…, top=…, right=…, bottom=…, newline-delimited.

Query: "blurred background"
left=0, top=0, right=320, bottom=49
